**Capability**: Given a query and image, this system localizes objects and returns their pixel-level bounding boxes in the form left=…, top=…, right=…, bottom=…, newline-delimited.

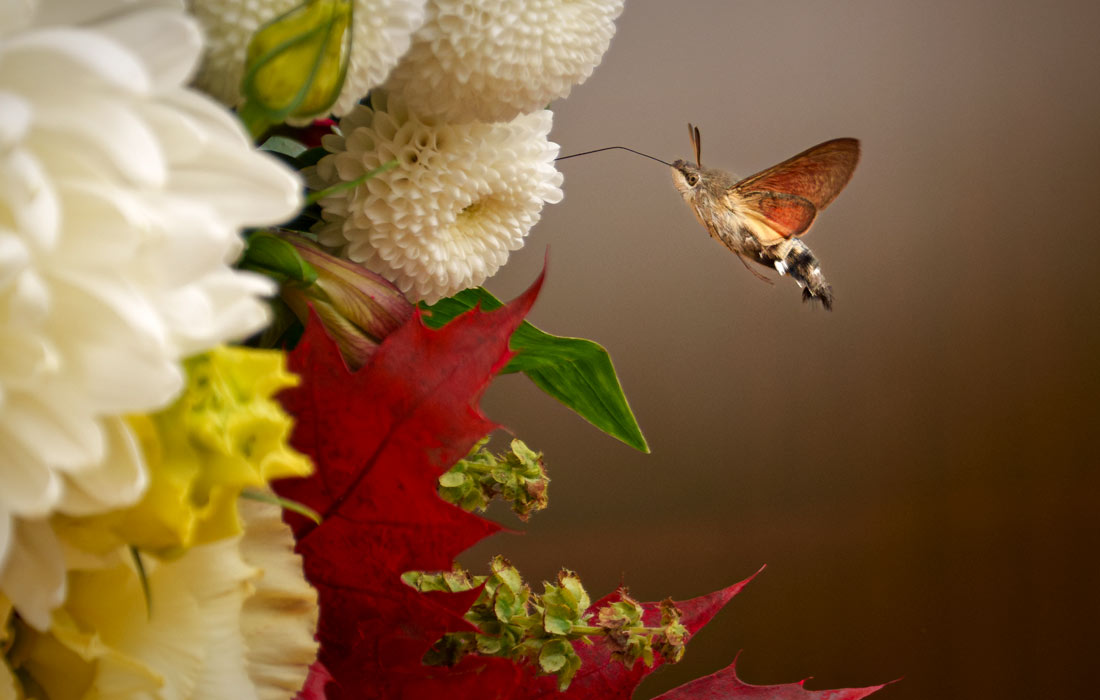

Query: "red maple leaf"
left=274, top=274, right=547, bottom=698
left=651, top=658, right=890, bottom=700
left=274, top=272, right=889, bottom=699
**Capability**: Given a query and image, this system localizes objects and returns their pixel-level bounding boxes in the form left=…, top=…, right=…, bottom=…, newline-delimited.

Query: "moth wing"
left=733, top=138, right=860, bottom=210
left=735, top=191, right=819, bottom=241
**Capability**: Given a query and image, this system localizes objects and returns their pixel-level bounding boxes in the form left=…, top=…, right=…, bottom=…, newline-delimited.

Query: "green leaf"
left=241, top=232, right=319, bottom=284
left=421, top=289, right=649, bottom=453
left=297, top=145, right=328, bottom=168
left=260, top=134, right=308, bottom=158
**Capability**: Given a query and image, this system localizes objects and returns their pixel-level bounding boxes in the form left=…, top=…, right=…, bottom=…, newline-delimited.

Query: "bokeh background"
left=459, top=1, right=1100, bottom=698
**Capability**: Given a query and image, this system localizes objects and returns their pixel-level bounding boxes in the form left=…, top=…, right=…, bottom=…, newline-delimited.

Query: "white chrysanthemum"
left=11, top=501, right=316, bottom=699
left=309, top=92, right=563, bottom=302
left=0, top=1, right=301, bottom=628
left=190, top=0, right=427, bottom=117
left=383, top=0, right=625, bottom=123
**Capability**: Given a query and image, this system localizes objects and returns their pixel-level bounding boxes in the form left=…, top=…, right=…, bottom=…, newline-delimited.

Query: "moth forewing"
left=733, top=138, right=860, bottom=211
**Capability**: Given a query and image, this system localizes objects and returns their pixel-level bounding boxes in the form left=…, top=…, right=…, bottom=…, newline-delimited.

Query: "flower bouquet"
left=0, top=1, right=888, bottom=698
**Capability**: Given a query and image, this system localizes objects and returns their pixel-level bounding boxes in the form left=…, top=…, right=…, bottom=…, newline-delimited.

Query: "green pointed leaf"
left=421, top=289, right=649, bottom=453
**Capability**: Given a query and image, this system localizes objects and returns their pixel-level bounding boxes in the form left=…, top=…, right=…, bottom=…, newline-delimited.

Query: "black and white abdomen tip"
left=787, top=241, right=834, bottom=310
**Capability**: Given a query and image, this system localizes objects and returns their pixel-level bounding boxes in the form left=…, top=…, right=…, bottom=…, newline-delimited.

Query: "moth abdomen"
left=764, top=240, right=834, bottom=310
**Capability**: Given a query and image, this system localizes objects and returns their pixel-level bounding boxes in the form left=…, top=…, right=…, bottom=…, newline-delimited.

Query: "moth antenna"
left=693, top=125, right=702, bottom=166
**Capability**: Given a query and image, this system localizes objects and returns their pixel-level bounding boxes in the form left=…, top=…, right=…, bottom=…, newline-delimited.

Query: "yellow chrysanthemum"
left=55, top=346, right=311, bottom=558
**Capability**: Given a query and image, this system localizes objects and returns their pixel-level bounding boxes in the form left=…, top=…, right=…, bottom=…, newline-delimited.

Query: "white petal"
left=93, top=7, right=202, bottom=90
left=238, top=499, right=318, bottom=698
left=0, top=392, right=104, bottom=471
left=3, top=27, right=150, bottom=96
left=46, top=181, right=144, bottom=268
left=0, top=330, right=53, bottom=400
left=57, top=416, right=147, bottom=516
left=0, top=436, right=62, bottom=517
left=0, top=517, right=66, bottom=630
left=150, top=537, right=258, bottom=699
left=33, top=91, right=167, bottom=188
left=170, top=151, right=303, bottom=227
left=0, top=140, right=59, bottom=251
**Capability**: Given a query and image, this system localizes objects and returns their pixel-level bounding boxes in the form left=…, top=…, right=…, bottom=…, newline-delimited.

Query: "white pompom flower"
left=308, top=91, right=563, bottom=303
left=0, top=1, right=301, bottom=627
left=383, top=0, right=625, bottom=123
left=189, top=0, right=427, bottom=117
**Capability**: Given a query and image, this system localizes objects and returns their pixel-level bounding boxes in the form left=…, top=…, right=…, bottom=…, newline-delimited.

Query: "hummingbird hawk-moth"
left=556, top=126, right=860, bottom=308
left=670, top=125, right=860, bottom=310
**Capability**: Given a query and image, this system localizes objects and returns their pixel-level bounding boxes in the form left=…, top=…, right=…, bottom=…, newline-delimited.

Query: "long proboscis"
left=555, top=146, right=673, bottom=167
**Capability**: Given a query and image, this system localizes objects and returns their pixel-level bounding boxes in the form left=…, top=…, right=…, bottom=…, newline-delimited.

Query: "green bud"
left=438, top=438, right=549, bottom=520
left=240, top=0, right=352, bottom=133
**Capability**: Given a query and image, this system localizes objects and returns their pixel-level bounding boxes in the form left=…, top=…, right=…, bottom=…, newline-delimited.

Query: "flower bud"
left=239, top=0, right=351, bottom=132
left=279, top=234, right=413, bottom=369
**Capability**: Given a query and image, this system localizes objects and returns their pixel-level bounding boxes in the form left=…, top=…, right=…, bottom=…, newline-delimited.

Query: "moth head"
left=670, top=160, right=704, bottom=196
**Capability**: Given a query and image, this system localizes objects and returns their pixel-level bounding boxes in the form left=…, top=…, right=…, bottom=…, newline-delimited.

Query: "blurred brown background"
left=460, top=1, right=1100, bottom=697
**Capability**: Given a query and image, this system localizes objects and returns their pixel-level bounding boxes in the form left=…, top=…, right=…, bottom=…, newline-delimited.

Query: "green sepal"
left=421, top=289, right=649, bottom=453
left=241, top=232, right=318, bottom=284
